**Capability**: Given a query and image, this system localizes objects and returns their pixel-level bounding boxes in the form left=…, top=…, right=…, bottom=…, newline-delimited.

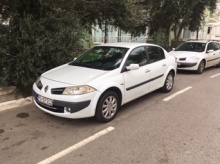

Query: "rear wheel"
left=95, top=91, right=119, bottom=123
left=197, top=60, right=205, bottom=74
left=160, top=72, right=174, bottom=93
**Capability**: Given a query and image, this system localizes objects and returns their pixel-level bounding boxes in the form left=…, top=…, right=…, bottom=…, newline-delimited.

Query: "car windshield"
left=69, top=46, right=129, bottom=70
left=175, top=42, right=206, bottom=52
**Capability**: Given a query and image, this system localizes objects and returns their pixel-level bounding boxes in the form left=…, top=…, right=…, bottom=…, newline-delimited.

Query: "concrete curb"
left=0, top=96, right=33, bottom=112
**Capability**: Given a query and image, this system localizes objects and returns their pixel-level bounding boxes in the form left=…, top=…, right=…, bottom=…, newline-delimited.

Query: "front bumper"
left=177, top=62, right=198, bottom=70
left=32, top=81, right=101, bottom=119
left=32, top=90, right=90, bottom=113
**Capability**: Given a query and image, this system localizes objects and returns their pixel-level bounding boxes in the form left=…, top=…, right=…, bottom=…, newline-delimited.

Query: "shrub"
left=0, top=2, right=84, bottom=95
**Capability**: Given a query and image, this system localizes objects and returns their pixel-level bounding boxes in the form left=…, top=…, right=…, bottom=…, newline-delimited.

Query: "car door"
left=206, top=42, right=218, bottom=67
left=216, top=42, right=220, bottom=65
left=122, top=46, right=151, bottom=103
left=146, top=46, right=168, bottom=92
left=212, top=42, right=220, bottom=65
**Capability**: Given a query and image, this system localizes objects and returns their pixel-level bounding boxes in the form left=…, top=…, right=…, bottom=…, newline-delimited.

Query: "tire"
left=95, top=91, right=119, bottom=123
left=160, top=72, right=174, bottom=93
left=196, top=60, right=205, bottom=74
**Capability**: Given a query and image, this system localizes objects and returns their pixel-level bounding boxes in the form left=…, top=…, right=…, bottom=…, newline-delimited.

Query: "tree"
left=146, top=0, right=217, bottom=48
left=0, top=0, right=138, bottom=94
left=73, top=0, right=137, bottom=42
left=0, top=0, right=84, bottom=94
left=119, top=0, right=149, bottom=37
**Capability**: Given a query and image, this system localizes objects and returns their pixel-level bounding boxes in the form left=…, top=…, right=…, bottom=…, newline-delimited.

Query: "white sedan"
left=169, top=40, right=220, bottom=74
left=33, top=43, right=177, bottom=123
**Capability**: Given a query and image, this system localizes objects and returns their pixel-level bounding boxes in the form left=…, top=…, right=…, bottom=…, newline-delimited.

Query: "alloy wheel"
left=102, top=96, right=117, bottom=119
left=166, top=74, right=173, bottom=90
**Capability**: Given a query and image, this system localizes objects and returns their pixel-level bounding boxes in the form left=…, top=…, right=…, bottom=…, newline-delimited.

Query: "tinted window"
left=207, top=42, right=215, bottom=51
left=147, top=46, right=165, bottom=63
left=213, top=42, right=220, bottom=50
left=175, top=42, right=206, bottom=52
left=70, top=46, right=128, bottom=70
left=126, top=47, right=148, bottom=66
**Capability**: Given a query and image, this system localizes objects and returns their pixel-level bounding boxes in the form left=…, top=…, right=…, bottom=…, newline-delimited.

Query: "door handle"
left=145, top=69, right=150, bottom=73
left=162, top=64, right=166, bottom=67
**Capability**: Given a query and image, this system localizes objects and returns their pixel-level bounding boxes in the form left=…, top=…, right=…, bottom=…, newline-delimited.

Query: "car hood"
left=169, top=51, right=201, bottom=58
left=42, top=64, right=107, bottom=85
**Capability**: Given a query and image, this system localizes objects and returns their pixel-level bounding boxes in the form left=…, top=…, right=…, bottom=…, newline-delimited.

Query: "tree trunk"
left=104, top=22, right=107, bottom=43
left=174, top=23, right=184, bottom=47
left=173, top=25, right=177, bottom=47
left=165, top=29, right=170, bottom=51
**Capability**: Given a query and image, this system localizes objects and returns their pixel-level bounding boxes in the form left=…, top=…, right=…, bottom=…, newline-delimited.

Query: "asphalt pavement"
left=0, top=67, right=220, bottom=164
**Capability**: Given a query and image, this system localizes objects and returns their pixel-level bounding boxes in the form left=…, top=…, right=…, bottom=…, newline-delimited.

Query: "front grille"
left=177, top=63, right=197, bottom=68
left=51, top=88, right=65, bottom=94
left=179, top=58, right=186, bottom=61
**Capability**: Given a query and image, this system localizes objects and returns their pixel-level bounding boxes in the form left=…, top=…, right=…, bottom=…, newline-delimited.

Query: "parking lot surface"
left=1, top=67, right=220, bottom=164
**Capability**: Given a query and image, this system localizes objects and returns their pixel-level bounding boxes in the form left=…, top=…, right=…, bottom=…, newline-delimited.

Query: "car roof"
left=187, top=40, right=207, bottom=43
left=96, top=42, right=160, bottom=49
left=186, top=40, right=220, bottom=43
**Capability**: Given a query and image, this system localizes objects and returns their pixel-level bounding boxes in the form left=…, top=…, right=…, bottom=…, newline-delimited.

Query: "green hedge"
left=0, top=12, right=84, bottom=95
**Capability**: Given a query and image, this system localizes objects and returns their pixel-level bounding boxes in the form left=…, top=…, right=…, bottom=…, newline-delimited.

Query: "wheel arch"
left=201, top=58, right=206, bottom=67
left=94, top=87, right=122, bottom=123
left=169, top=68, right=176, bottom=76
left=100, top=87, right=122, bottom=106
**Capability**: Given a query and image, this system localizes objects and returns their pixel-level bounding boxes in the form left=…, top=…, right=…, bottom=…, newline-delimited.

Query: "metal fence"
left=93, top=36, right=148, bottom=44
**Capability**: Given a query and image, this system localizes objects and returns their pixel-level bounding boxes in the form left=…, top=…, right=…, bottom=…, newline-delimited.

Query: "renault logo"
left=44, top=85, right=49, bottom=92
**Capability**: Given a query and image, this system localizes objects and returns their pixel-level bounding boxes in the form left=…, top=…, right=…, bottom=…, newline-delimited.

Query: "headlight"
left=63, top=85, right=96, bottom=95
left=35, top=76, right=43, bottom=90
left=187, top=57, right=199, bottom=61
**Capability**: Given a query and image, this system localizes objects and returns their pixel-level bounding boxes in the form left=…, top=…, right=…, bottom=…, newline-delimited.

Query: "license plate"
left=37, top=95, right=53, bottom=106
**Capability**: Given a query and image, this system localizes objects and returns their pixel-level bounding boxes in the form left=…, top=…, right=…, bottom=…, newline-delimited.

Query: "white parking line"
left=38, top=126, right=115, bottom=164
left=163, top=86, right=192, bottom=102
left=210, top=73, right=220, bottom=78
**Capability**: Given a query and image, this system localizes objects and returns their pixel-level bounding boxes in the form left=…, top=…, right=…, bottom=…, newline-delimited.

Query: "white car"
left=33, top=43, right=177, bottom=122
left=169, top=40, right=220, bottom=74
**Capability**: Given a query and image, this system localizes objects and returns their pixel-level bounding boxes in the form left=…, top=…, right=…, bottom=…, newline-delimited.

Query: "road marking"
left=210, top=73, right=220, bottom=78
left=163, top=86, right=192, bottom=102
left=38, top=126, right=115, bottom=164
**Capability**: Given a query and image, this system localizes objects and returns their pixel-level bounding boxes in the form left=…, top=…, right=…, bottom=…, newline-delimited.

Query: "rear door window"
left=126, top=47, right=148, bottom=67
left=146, top=46, right=165, bottom=63
left=213, top=42, right=220, bottom=50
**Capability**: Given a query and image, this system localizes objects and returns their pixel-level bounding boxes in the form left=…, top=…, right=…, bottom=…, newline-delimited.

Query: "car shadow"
left=177, top=66, right=218, bottom=75
left=116, top=89, right=162, bottom=118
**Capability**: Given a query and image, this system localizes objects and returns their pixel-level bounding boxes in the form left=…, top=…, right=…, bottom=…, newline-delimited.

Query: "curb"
left=0, top=96, right=33, bottom=112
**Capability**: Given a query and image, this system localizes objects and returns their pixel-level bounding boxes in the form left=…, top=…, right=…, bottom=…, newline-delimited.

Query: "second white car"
left=169, top=40, right=220, bottom=74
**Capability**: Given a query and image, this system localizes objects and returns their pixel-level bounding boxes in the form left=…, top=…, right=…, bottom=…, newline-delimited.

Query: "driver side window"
left=207, top=42, right=215, bottom=51
left=126, top=47, right=148, bottom=66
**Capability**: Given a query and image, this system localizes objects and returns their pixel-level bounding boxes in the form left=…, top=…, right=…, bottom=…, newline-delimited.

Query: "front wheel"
left=160, top=72, right=174, bottom=93
left=196, top=60, right=205, bottom=74
left=95, top=91, right=119, bottom=123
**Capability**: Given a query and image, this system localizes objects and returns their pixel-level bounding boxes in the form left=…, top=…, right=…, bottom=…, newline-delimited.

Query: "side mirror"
left=73, top=57, right=77, bottom=61
left=207, top=49, right=214, bottom=53
left=126, top=64, right=139, bottom=71
left=172, top=48, right=175, bottom=51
